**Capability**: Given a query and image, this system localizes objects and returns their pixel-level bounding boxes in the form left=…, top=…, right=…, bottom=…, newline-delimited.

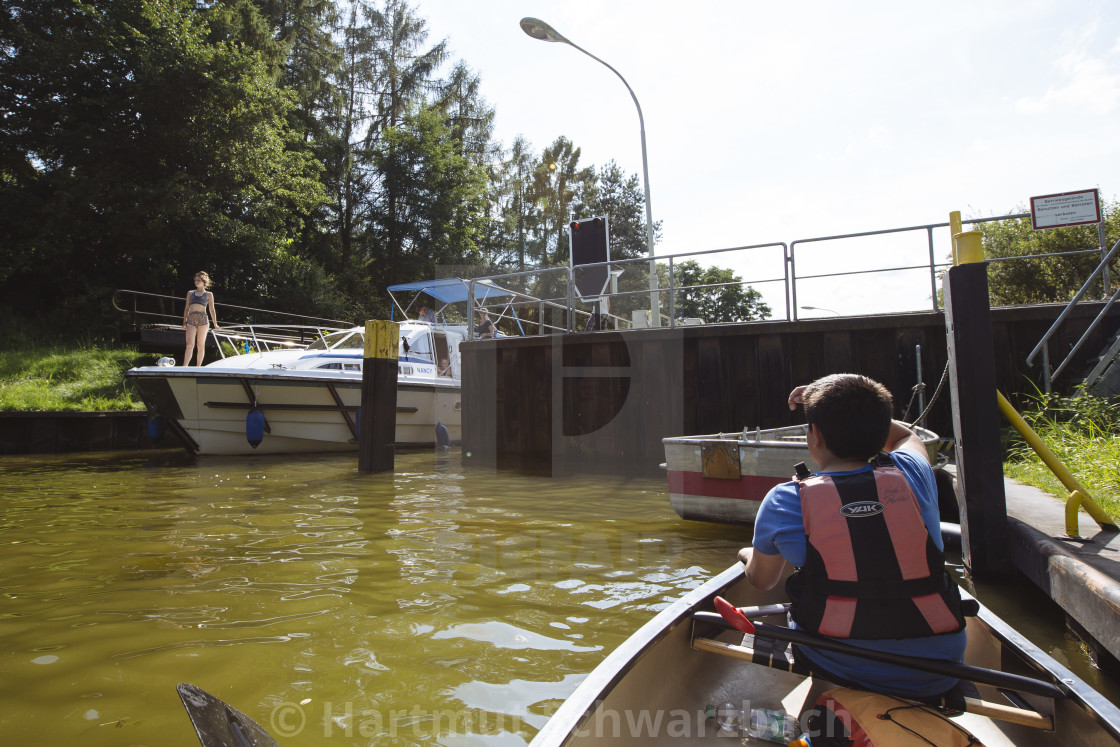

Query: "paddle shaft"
left=692, top=637, right=1055, bottom=730
left=693, top=611, right=1064, bottom=699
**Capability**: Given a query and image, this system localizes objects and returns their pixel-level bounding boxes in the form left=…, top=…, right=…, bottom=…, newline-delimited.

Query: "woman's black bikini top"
left=189, top=291, right=208, bottom=306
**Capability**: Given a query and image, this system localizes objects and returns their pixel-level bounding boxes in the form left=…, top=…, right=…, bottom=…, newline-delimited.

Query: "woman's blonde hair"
left=193, top=271, right=211, bottom=289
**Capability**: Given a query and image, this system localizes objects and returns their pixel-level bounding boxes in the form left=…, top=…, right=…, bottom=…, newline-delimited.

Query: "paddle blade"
left=177, top=683, right=280, bottom=747
left=714, top=596, right=756, bottom=634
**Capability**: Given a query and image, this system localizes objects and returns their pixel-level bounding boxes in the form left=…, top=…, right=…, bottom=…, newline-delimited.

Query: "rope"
left=900, top=381, right=926, bottom=423
left=908, top=362, right=951, bottom=429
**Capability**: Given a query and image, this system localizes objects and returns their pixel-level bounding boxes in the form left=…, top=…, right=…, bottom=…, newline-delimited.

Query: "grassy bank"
left=0, top=344, right=153, bottom=411
left=1002, top=387, right=1120, bottom=520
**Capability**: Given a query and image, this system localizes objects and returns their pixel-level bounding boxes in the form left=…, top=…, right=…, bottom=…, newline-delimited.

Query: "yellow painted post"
left=949, top=211, right=963, bottom=265
left=364, top=320, right=398, bottom=361
left=359, top=320, right=400, bottom=472
left=995, top=391, right=1118, bottom=536
left=954, top=230, right=983, bottom=265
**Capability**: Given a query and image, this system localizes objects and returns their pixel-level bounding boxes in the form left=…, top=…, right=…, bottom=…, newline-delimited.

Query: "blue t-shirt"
left=752, top=447, right=966, bottom=697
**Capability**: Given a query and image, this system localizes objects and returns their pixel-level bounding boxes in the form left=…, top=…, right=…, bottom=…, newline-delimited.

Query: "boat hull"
left=532, top=563, right=1120, bottom=745
left=663, top=426, right=941, bottom=525
left=127, top=368, right=461, bottom=455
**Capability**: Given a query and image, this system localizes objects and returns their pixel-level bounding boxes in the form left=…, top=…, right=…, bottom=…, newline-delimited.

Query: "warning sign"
left=1030, top=188, right=1101, bottom=230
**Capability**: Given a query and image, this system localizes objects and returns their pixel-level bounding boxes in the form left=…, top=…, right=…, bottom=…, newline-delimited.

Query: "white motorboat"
left=126, top=278, right=515, bottom=455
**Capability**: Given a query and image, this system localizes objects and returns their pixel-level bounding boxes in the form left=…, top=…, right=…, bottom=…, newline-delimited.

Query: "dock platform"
left=1001, top=475, right=1120, bottom=664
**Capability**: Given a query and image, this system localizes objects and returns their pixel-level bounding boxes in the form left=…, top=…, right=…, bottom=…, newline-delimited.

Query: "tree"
left=534, top=137, right=593, bottom=267
left=482, top=135, right=537, bottom=273
left=980, top=200, right=1119, bottom=305
left=369, top=106, right=487, bottom=288
left=666, top=261, right=772, bottom=322
left=0, top=0, right=327, bottom=331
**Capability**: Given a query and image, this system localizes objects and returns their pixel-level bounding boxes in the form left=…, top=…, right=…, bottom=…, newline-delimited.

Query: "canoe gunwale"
left=530, top=564, right=745, bottom=745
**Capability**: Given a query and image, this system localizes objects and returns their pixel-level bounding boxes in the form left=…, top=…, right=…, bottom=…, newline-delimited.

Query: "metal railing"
left=112, top=289, right=355, bottom=354
left=1026, top=236, right=1120, bottom=391
left=468, top=242, right=788, bottom=337
left=789, top=213, right=1036, bottom=318
left=463, top=210, right=1111, bottom=344
left=469, top=212, right=1074, bottom=332
left=116, top=212, right=1115, bottom=374
left=112, top=289, right=353, bottom=328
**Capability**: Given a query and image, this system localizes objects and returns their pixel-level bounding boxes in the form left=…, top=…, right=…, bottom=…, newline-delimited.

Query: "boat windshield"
left=305, top=330, right=363, bottom=351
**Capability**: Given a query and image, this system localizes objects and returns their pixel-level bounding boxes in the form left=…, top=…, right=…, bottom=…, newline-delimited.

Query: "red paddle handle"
left=714, top=596, right=756, bottom=634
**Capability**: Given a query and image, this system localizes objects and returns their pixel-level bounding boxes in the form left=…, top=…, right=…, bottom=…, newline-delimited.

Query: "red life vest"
left=787, top=459, right=965, bottom=640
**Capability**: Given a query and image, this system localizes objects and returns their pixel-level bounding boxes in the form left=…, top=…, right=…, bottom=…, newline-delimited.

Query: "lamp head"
left=520, top=17, right=570, bottom=45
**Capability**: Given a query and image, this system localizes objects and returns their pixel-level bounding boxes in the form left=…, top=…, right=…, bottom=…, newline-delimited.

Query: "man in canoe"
left=739, top=373, right=967, bottom=698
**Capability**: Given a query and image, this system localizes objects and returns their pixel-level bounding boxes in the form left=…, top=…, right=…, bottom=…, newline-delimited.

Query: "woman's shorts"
left=186, top=311, right=209, bottom=327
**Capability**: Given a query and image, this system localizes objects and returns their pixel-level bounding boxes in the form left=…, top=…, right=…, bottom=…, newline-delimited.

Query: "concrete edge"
left=1006, top=516, right=1120, bottom=661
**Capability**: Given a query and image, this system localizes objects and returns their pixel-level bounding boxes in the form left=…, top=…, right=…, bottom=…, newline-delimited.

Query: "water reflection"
left=0, top=448, right=1113, bottom=746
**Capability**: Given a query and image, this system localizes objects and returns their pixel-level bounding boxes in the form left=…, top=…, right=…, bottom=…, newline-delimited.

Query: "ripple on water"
left=0, top=451, right=751, bottom=745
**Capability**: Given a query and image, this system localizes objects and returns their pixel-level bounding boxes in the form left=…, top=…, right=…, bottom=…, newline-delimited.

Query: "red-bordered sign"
left=1030, top=188, right=1101, bottom=230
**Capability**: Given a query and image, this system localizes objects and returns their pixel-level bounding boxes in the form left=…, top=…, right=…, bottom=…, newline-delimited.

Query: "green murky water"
left=0, top=449, right=745, bottom=746
left=0, top=449, right=1114, bottom=746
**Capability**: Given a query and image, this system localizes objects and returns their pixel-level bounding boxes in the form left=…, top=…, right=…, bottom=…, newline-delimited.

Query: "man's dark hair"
left=802, top=374, right=893, bottom=461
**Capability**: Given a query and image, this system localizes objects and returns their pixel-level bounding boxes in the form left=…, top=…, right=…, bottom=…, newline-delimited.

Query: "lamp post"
left=800, top=305, right=841, bottom=316
left=520, top=16, right=661, bottom=326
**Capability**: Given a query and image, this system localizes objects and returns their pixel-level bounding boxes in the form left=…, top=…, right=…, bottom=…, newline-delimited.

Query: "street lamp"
left=800, top=305, right=841, bottom=316
left=520, top=16, right=661, bottom=326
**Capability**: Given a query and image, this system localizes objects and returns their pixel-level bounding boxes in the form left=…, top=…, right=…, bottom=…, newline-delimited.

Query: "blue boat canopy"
left=386, top=277, right=517, bottom=306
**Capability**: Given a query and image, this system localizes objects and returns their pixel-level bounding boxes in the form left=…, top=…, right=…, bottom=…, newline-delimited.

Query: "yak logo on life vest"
left=840, top=501, right=885, bottom=518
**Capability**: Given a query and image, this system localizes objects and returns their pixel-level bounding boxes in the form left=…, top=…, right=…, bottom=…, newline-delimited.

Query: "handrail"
left=788, top=213, right=1030, bottom=319
left=1025, top=237, right=1120, bottom=391
left=111, top=289, right=353, bottom=328
left=996, top=391, right=1118, bottom=537
left=209, top=324, right=349, bottom=358
left=471, top=241, right=788, bottom=333
left=116, top=213, right=1110, bottom=354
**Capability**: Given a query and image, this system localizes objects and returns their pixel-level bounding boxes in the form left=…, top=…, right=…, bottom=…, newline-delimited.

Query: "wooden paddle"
left=706, top=597, right=1065, bottom=700
left=177, top=683, right=280, bottom=747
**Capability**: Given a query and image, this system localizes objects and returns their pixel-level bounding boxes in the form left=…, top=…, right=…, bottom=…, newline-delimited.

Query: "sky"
left=414, top=0, right=1120, bottom=316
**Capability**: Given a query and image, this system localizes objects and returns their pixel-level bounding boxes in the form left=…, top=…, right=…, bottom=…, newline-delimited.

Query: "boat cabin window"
left=306, top=330, right=363, bottom=351
left=314, top=362, right=361, bottom=371
left=400, top=329, right=433, bottom=363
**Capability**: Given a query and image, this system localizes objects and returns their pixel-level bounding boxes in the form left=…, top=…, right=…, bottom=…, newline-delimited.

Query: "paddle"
left=177, top=683, right=280, bottom=747
left=706, top=597, right=1064, bottom=700
left=691, top=635, right=1055, bottom=730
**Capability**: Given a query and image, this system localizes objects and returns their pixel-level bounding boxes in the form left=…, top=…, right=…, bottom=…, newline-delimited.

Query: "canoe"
left=662, top=425, right=943, bottom=525
left=531, top=563, right=1120, bottom=745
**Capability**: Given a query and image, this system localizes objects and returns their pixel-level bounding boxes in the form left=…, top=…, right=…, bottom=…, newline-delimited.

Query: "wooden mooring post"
left=359, top=320, right=399, bottom=473
left=943, top=227, right=1010, bottom=577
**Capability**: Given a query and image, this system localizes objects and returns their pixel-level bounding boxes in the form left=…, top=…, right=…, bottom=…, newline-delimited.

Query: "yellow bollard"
left=364, top=319, right=399, bottom=360
left=359, top=319, right=400, bottom=473
left=954, top=230, right=984, bottom=265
